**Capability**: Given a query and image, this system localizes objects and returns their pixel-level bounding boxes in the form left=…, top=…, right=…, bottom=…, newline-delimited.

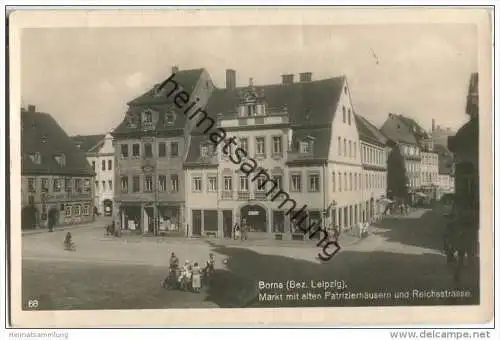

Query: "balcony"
left=221, top=191, right=233, bottom=200
left=219, top=112, right=289, bottom=129
left=237, top=191, right=250, bottom=200
left=141, top=157, right=156, bottom=171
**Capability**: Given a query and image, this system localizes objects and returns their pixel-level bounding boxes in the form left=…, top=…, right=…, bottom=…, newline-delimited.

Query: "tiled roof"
left=70, top=134, right=105, bottom=153
left=183, top=135, right=218, bottom=168
left=381, top=114, right=422, bottom=146
left=354, top=114, right=388, bottom=146
left=287, top=128, right=332, bottom=165
left=206, top=77, right=345, bottom=127
left=22, top=109, right=94, bottom=176
left=112, top=69, right=205, bottom=136
left=185, top=76, right=345, bottom=165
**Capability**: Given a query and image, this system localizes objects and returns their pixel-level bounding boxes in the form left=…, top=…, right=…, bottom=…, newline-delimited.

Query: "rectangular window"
left=102, top=180, right=106, bottom=191
left=28, top=178, right=36, bottom=192
left=239, top=176, right=249, bottom=191
left=91, top=161, right=96, bottom=170
left=73, top=205, right=81, bottom=217
left=300, top=141, right=311, bottom=154
left=208, top=176, right=218, bottom=192
left=224, top=176, right=233, bottom=191
left=144, top=176, right=153, bottom=192
left=192, top=176, right=202, bottom=192
left=200, top=145, right=209, bottom=158
left=348, top=141, right=352, bottom=157
left=343, top=139, right=347, bottom=156
left=108, top=160, right=112, bottom=171
left=83, top=205, right=90, bottom=216
left=272, top=136, right=282, bottom=155
left=65, top=178, right=72, bottom=192
left=255, top=137, right=265, bottom=156
left=308, top=174, right=320, bottom=192
left=338, top=173, right=342, bottom=192
left=171, top=174, right=179, bottom=192
left=108, top=180, right=112, bottom=191
left=41, top=178, right=49, bottom=192
left=132, top=176, right=140, bottom=192
left=65, top=205, right=72, bottom=217
left=144, top=143, right=153, bottom=158
left=171, top=142, right=179, bottom=157
left=256, top=176, right=266, bottom=192
left=102, top=160, right=106, bottom=171
left=74, top=179, right=82, bottom=193
left=121, top=144, right=129, bottom=157
left=272, top=175, right=282, bottom=190
left=349, top=173, right=352, bottom=191
left=290, top=174, right=302, bottom=192
left=120, top=176, right=128, bottom=193
left=332, top=173, right=336, bottom=192
left=158, top=175, right=167, bottom=192
left=158, top=142, right=166, bottom=157
left=53, top=178, right=62, bottom=192
left=344, top=172, right=348, bottom=190
left=239, top=138, right=248, bottom=153
left=338, top=137, right=341, bottom=155
left=132, top=144, right=140, bottom=157
left=354, top=142, right=357, bottom=158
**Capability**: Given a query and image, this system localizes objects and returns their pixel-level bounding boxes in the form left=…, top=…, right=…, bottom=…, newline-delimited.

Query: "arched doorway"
left=240, top=204, right=267, bottom=232
left=103, top=199, right=113, bottom=216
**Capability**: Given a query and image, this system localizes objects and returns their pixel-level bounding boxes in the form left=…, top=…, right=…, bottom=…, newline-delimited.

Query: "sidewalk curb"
left=22, top=223, right=101, bottom=236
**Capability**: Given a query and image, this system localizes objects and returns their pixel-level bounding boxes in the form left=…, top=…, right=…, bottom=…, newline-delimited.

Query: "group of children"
left=164, top=252, right=216, bottom=293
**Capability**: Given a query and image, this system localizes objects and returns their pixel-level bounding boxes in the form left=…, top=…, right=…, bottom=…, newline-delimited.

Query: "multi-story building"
left=434, top=144, right=455, bottom=197
left=381, top=113, right=422, bottom=191
left=354, top=114, right=389, bottom=221
left=448, top=72, right=479, bottom=218
left=71, top=133, right=115, bottom=215
left=431, top=119, right=456, bottom=148
left=111, top=67, right=214, bottom=235
left=21, top=105, right=95, bottom=230
left=184, top=70, right=367, bottom=240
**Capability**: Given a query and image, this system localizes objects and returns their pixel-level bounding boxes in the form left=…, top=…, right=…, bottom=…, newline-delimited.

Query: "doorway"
left=240, top=204, right=267, bottom=232
left=103, top=199, right=113, bottom=216
left=192, top=210, right=202, bottom=236
left=223, top=210, right=233, bottom=238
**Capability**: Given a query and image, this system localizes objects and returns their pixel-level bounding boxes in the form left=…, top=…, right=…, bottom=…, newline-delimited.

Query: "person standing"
left=192, top=262, right=201, bottom=293
left=233, top=223, right=240, bottom=240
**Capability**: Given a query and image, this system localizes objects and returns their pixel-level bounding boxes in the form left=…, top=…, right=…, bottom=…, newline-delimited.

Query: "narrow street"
left=22, top=205, right=479, bottom=310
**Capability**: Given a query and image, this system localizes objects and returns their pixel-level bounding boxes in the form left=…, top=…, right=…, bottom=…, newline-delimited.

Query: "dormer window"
left=29, top=152, right=42, bottom=164
left=142, top=110, right=153, bottom=123
left=299, top=136, right=315, bottom=154
left=200, top=144, right=210, bottom=158
left=165, top=111, right=176, bottom=126
left=54, top=154, right=66, bottom=167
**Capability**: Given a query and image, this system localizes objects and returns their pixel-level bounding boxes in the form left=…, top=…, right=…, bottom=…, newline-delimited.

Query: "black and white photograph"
left=8, top=7, right=493, bottom=328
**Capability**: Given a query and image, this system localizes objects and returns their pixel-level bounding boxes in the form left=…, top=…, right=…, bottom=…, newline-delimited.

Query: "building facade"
left=448, top=72, right=479, bottom=220
left=21, top=105, right=95, bottom=230
left=71, top=133, right=115, bottom=215
left=183, top=70, right=371, bottom=240
left=434, top=144, right=455, bottom=197
left=381, top=113, right=422, bottom=191
left=354, top=114, right=389, bottom=221
left=111, top=67, right=214, bottom=235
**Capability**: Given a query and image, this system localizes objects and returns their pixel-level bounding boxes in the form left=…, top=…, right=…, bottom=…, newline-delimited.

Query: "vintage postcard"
left=8, top=7, right=493, bottom=327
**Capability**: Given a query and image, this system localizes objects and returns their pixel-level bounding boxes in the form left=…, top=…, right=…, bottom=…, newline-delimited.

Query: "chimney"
left=432, top=119, right=436, bottom=132
left=299, top=72, right=312, bottom=82
left=171, top=66, right=179, bottom=74
left=281, top=74, right=294, bottom=85
left=28, top=105, right=36, bottom=112
left=226, top=69, right=236, bottom=90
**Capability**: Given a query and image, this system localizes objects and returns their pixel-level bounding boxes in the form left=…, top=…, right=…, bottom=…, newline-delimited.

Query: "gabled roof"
left=381, top=113, right=426, bottom=146
left=70, top=134, right=105, bottom=153
left=354, top=114, right=388, bottom=147
left=22, top=109, right=94, bottom=176
left=112, top=69, right=205, bottom=136
left=206, top=76, right=345, bottom=127
left=128, top=68, right=204, bottom=106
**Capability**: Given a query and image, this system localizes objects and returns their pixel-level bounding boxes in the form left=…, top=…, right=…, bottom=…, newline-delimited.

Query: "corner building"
left=184, top=70, right=371, bottom=240
left=112, top=67, right=214, bottom=235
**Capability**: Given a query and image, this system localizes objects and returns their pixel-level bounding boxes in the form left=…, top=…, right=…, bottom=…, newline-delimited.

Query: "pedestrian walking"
left=192, top=262, right=202, bottom=293
left=234, top=223, right=240, bottom=240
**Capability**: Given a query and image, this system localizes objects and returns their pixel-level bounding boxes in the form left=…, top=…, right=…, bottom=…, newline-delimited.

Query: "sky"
left=21, top=24, right=478, bottom=136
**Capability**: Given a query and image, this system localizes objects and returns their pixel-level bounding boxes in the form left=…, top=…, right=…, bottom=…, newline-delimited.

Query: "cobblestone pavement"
left=21, top=206, right=479, bottom=309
